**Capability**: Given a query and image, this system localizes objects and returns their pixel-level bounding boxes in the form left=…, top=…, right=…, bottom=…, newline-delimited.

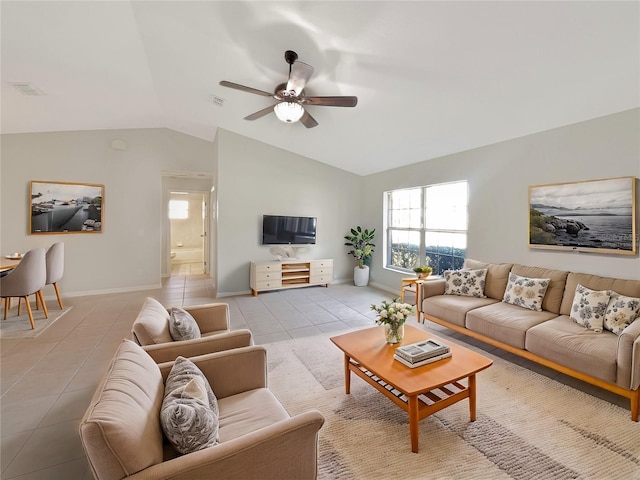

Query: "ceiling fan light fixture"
left=274, top=101, right=304, bottom=123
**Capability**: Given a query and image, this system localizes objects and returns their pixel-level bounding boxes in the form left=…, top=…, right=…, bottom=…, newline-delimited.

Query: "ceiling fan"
left=219, top=50, right=357, bottom=128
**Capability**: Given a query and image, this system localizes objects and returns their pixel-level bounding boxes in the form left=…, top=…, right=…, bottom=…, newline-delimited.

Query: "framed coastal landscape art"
left=30, top=180, right=104, bottom=234
left=529, top=176, right=636, bottom=255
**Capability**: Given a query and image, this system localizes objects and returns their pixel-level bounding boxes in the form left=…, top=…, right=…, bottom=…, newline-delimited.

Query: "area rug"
left=265, top=331, right=640, bottom=480
left=0, top=305, right=72, bottom=339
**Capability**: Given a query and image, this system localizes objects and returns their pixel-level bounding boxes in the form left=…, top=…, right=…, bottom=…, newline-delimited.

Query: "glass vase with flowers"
left=370, top=298, right=414, bottom=344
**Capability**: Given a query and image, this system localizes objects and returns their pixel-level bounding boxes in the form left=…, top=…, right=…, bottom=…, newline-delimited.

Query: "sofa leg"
left=631, top=389, right=639, bottom=422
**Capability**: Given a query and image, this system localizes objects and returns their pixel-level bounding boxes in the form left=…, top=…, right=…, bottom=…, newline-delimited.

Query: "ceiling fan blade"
left=286, top=61, right=314, bottom=96
left=244, top=104, right=275, bottom=121
left=302, top=96, right=358, bottom=107
left=219, top=80, right=274, bottom=97
left=300, top=110, right=319, bottom=129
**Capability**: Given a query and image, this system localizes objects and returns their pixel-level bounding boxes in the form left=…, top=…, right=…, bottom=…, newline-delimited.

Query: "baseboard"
left=368, top=281, right=399, bottom=296
left=216, top=290, right=252, bottom=298
left=57, top=283, right=163, bottom=299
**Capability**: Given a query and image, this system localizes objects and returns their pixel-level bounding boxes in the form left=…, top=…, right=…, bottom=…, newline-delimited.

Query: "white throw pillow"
left=570, top=284, right=611, bottom=333
left=604, top=292, right=640, bottom=335
left=443, top=269, right=487, bottom=298
left=502, top=273, right=550, bottom=312
left=169, top=307, right=201, bottom=341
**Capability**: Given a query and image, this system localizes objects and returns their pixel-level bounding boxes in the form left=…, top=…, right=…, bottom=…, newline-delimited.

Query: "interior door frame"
left=167, top=189, right=210, bottom=276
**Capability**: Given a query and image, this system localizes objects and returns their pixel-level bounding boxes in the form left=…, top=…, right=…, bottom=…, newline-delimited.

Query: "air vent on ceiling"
left=209, top=94, right=225, bottom=107
left=10, top=82, right=45, bottom=96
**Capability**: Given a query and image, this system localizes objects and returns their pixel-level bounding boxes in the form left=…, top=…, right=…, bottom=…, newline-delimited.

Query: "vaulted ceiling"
left=2, top=1, right=638, bottom=175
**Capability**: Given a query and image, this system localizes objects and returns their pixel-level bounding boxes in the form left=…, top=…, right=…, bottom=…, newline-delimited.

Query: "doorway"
left=168, top=191, right=209, bottom=275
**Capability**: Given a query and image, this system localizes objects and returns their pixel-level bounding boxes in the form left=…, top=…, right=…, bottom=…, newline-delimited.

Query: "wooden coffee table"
left=330, top=325, right=493, bottom=453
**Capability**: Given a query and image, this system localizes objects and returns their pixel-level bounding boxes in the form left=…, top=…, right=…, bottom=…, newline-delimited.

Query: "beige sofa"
left=418, top=259, right=640, bottom=421
left=131, top=297, right=253, bottom=363
left=80, top=339, right=325, bottom=480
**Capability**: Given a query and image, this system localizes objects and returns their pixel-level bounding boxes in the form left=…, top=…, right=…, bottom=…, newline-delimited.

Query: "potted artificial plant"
left=344, top=226, right=375, bottom=286
left=413, top=266, right=432, bottom=279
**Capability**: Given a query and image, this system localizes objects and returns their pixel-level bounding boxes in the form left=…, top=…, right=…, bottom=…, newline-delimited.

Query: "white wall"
left=2, top=110, right=637, bottom=298
left=1, top=128, right=215, bottom=296
left=215, top=129, right=363, bottom=295
left=362, top=109, right=640, bottom=291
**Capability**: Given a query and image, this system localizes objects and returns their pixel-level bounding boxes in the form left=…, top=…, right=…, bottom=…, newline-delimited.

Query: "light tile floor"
left=0, top=274, right=629, bottom=479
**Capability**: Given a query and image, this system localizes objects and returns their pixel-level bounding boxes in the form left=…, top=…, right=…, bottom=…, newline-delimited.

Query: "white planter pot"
left=353, top=265, right=370, bottom=287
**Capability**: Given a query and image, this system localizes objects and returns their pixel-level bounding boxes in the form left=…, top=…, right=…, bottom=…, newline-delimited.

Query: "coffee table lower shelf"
left=351, top=360, right=471, bottom=416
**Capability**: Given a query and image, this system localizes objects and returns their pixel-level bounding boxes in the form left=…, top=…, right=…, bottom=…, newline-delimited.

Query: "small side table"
left=400, top=277, right=424, bottom=303
left=401, top=276, right=442, bottom=322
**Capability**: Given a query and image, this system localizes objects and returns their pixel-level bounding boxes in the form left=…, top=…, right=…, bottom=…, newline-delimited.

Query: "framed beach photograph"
left=30, top=180, right=104, bottom=234
left=529, top=176, right=636, bottom=255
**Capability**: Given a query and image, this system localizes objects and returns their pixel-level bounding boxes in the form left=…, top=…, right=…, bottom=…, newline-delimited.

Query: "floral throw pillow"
left=169, top=307, right=201, bottom=341
left=502, top=273, right=550, bottom=312
left=444, top=269, right=487, bottom=298
left=570, top=284, right=611, bottom=333
left=160, top=356, right=220, bottom=454
left=603, top=292, right=640, bottom=335
left=160, top=375, right=219, bottom=454
left=164, top=356, right=219, bottom=417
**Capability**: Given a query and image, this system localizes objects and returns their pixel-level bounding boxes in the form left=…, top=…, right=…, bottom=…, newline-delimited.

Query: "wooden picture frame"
left=528, top=176, right=636, bottom=255
left=30, top=180, right=104, bottom=234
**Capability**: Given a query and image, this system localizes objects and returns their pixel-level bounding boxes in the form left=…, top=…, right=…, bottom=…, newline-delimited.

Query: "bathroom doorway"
left=169, top=191, right=209, bottom=275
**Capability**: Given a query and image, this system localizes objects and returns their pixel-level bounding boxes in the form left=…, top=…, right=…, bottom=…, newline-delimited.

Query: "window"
left=169, top=200, right=189, bottom=219
left=385, top=181, right=468, bottom=275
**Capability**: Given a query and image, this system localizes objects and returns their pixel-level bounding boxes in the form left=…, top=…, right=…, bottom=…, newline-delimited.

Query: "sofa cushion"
left=132, top=297, right=173, bottom=345
left=604, top=292, right=640, bottom=335
left=525, top=316, right=618, bottom=384
left=560, top=272, right=640, bottom=316
left=465, top=302, right=558, bottom=349
left=169, top=307, right=201, bottom=341
left=511, top=265, right=569, bottom=314
left=502, top=272, right=550, bottom=312
left=161, top=374, right=219, bottom=454
left=464, top=259, right=513, bottom=300
left=444, top=269, right=487, bottom=298
left=218, top=388, right=290, bottom=442
left=79, top=339, right=164, bottom=480
left=570, top=284, right=611, bottom=333
left=422, top=295, right=497, bottom=327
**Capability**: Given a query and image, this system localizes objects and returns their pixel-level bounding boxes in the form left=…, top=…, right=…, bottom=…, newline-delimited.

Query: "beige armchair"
left=131, top=297, right=253, bottom=363
left=80, top=339, right=325, bottom=480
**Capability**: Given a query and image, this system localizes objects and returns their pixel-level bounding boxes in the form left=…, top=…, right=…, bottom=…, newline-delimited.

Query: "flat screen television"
left=262, top=215, right=317, bottom=245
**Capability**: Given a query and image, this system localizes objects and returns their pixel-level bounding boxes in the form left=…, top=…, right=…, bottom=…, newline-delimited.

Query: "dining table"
left=0, top=255, right=22, bottom=273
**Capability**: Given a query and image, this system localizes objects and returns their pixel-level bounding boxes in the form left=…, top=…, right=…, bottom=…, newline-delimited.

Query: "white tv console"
left=250, top=259, right=333, bottom=296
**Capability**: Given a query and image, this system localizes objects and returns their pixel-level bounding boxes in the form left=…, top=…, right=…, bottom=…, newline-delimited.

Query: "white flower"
left=379, top=310, right=388, bottom=318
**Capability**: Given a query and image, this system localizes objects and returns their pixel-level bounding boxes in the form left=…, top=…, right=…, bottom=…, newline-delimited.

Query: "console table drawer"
left=310, top=275, right=332, bottom=284
left=255, top=263, right=282, bottom=273
left=310, top=260, right=332, bottom=269
left=254, top=280, right=282, bottom=290
left=255, top=271, right=282, bottom=281
left=310, top=267, right=332, bottom=276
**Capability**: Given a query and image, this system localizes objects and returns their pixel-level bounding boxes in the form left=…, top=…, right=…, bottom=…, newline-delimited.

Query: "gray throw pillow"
left=160, top=375, right=219, bottom=454
left=169, top=307, right=201, bottom=341
left=160, top=356, right=220, bottom=454
left=164, top=356, right=219, bottom=416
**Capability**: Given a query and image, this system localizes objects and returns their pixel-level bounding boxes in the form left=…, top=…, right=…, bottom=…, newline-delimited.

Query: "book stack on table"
left=394, top=338, right=451, bottom=368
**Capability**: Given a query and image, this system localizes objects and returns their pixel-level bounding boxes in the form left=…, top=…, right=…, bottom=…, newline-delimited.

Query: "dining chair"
left=0, top=248, right=47, bottom=329
left=45, top=242, right=65, bottom=309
